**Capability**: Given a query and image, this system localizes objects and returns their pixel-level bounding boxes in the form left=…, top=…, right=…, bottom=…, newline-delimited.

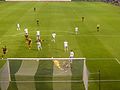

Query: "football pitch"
left=0, top=1, right=120, bottom=90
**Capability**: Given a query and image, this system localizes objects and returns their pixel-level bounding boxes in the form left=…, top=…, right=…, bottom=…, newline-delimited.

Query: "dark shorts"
left=28, top=42, right=31, bottom=45
left=25, top=35, right=28, bottom=38
left=3, top=51, right=6, bottom=54
left=97, top=27, right=99, bottom=29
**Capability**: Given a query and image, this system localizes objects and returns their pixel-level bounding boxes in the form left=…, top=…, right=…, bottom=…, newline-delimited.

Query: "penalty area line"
left=115, top=58, right=120, bottom=64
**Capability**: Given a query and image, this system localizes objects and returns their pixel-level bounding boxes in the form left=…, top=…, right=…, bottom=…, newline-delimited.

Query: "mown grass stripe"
left=35, top=60, right=53, bottom=90
left=15, top=60, right=39, bottom=90
left=8, top=60, right=22, bottom=90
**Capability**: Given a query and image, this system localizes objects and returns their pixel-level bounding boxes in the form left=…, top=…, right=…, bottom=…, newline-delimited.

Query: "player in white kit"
left=69, top=50, right=74, bottom=63
left=64, top=41, right=68, bottom=52
left=24, top=28, right=29, bottom=42
left=24, top=28, right=28, bottom=35
left=36, top=39, right=42, bottom=50
left=75, top=27, right=78, bottom=34
left=52, top=32, right=56, bottom=43
left=36, top=31, right=40, bottom=40
left=17, top=23, right=20, bottom=30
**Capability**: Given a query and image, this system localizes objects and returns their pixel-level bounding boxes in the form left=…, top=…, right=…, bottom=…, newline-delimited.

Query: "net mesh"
left=0, top=60, right=11, bottom=90
left=1, top=58, right=87, bottom=90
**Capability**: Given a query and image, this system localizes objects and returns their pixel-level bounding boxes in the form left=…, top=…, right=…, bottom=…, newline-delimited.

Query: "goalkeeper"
left=53, top=60, right=63, bottom=70
left=62, top=61, right=71, bottom=72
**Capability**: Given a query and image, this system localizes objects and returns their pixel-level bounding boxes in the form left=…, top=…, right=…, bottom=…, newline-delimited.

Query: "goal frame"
left=7, top=58, right=86, bottom=61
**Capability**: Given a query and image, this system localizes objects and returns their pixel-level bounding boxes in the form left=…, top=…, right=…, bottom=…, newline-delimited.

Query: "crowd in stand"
left=105, top=0, right=120, bottom=6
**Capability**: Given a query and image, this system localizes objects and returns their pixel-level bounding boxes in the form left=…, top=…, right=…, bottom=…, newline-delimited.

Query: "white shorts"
left=38, top=44, right=41, bottom=48
left=52, top=36, right=55, bottom=39
left=64, top=45, right=68, bottom=48
left=75, top=30, right=78, bottom=32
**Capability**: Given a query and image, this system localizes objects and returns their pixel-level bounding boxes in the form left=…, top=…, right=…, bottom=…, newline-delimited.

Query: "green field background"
left=0, top=2, right=120, bottom=90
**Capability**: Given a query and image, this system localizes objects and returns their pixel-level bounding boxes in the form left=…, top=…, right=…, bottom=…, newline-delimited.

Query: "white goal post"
left=0, top=58, right=88, bottom=90
left=7, top=58, right=86, bottom=60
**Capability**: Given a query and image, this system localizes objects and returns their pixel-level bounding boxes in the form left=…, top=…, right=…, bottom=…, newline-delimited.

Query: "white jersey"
left=37, top=41, right=41, bottom=45
left=37, top=41, right=41, bottom=47
left=75, top=27, right=78, bottom=32
left=70, top=51, right=74, bottom=57
left=52, top=33, right=56, bottom=38
left=17, top=24, right=20, bottom=28
left=64, top=41, right=68, bottom=47
left=97, top=24, right=100, bottom=27
left=36, top=31, right=40, bottom=36
left=24, top=28, right=28, bottom=34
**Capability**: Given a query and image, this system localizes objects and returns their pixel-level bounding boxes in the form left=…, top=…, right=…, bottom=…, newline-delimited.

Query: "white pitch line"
left=1, top=80, right=120, bottom=83
left=89, top=72, right=99, bottom=74
left=3, top=32, right=120, bottom=37
left=5, top=34, right=120, bottom=37
left=87, top=58, right=116, bottom=61
left=89, top=80, right=120, bottom=82
left=115, top=58, right=120, bottom=64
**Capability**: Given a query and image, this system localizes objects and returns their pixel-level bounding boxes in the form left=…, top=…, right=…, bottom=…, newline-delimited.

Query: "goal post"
left=0, top=58, right=88, bottom=90
left=83, top=59, right=89, bottom=90
left=7, top=57, right=86, bottom=60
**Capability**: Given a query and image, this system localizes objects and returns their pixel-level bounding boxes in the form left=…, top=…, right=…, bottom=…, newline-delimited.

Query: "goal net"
left=0, top=60, right=11, bottom=90
left=0, top=58, right=88, bottom=90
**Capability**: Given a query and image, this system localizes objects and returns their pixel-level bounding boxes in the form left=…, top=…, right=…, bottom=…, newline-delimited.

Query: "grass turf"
left=0, top=1, right=120, bottom=90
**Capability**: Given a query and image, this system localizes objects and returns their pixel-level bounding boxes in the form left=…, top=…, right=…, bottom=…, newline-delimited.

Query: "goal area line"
left=87, top=58, right=117, bottom=60
left=4, top=31, right=120, bottom=37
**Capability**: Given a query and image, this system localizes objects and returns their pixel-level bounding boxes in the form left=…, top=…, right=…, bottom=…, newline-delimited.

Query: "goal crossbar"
left=7, top=58, right=86, bottom=60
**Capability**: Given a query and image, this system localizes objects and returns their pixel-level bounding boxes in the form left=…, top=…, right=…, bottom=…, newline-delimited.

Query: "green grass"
left=0, top=1, right=120, bottom=90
